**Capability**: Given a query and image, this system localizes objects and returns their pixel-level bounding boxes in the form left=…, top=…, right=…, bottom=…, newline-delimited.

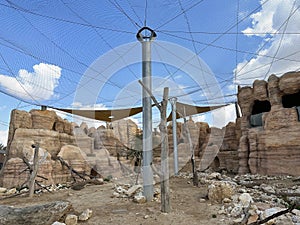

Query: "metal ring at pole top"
left=136, top=27, right=157, bottom=42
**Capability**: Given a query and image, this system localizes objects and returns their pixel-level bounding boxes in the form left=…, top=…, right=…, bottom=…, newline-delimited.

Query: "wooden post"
left=29, top=144, right=39, bottom=197
left=160, top=87, right=170, bottom=213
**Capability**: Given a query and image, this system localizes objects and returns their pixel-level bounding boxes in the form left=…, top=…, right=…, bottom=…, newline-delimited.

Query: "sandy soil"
left=0, top=176, right=231, bottom=225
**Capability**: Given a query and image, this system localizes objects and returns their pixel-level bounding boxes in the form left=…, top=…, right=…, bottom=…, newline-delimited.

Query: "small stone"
left=144, top=215, right=149, bottom=219
left=6, top=188, right=16, bottom=195
left=116, top=186, right=126, bottom=194
left=112, top=192, right=120, bottom=198
left=93, top=178, right=104, bottom=185
left=126, top=185, right=142, bottom=197
left=218, top=209, right=226, bottom=215
left=0, top=187, right=7, bottom=193
left=247, top=214, right=259, bottom=224
left=199, top=198, right=206, bottom=203
left=239, top=193, right=253, bottom=208
left=153, top=188, right=160, bottom=197
left=78, top=209, right=92, bottom=221
left=260, top=184, right=275, bottom=193
left=207, top=172, right=222, bottom=180
left=133, top=195, right=147, bottom=204
left=52, top=222, right=66, bottom=225
left=292, top=209, right=300, bottom=217
left=239, top=188, right=247, bottom=193
left=20, top=187, right=29, bottom=193
left=65, top=214, right=78, bottom=225
left=223, top=198, right=232, bottom=204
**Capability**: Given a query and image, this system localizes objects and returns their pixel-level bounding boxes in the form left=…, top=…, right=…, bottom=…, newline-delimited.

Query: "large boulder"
left=0, top=201, right=72, bottom=225
left=208, top=181, right=236, bottom=203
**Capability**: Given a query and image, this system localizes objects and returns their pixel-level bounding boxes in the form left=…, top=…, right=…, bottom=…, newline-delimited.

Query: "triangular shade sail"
left=54, top=102, right=226, bottom=122
left=166, top=102, right=226, bottom=121
left=54, top=106, right=144, bottom=122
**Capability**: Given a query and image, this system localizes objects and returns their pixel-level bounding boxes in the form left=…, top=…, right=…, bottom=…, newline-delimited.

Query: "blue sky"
left=1, top=0, right=300, bottom=145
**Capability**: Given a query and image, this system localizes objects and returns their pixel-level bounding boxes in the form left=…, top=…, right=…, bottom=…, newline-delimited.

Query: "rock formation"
left=200, top=71, right=300, bottom=176
left=0, top=109, right=125, bottom=188
left=236, top=71, right=300, bottom=176
left=1, top=109, right=81, bottom=188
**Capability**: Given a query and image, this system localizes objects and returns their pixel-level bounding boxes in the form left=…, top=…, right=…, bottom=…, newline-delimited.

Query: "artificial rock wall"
left=0, top=109, right=91, bottom=188
left=0, top=109, right=133, bottom=188
left=237, top=71, right=300, bottom=176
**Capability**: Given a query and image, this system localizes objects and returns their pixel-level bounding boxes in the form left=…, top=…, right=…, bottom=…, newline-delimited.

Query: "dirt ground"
left=0, top=175, right=231, bottom=225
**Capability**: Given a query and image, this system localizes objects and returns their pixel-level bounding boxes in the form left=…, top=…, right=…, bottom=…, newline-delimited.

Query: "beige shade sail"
left=166, top=102, right=227, bottom=121
left=54, top=106, right=144, bottom=122
left=54, top=102, right=226, bottom=122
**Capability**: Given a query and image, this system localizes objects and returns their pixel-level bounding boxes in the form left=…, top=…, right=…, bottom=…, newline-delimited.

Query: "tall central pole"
left=137, top=27, right=156, bottom=201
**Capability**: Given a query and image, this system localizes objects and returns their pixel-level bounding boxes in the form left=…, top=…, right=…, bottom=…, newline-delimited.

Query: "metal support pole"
left=137, top=27, right=156, bottom=201
left=170, top=97, right=178, bottom=175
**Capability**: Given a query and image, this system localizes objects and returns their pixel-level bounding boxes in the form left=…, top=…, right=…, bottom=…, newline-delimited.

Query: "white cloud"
left=236, top=0, right=300, bottom=85
left=0, top=130, right=8, bottom=146
left=0, top=63, right=61, bottom=100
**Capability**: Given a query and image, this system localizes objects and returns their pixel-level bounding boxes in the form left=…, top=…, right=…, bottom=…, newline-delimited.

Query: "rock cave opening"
left=282, top=90, right=300, bottom=121
left=250, top=100, right=271, bottom=127
left=210, top=156, right=220, bottom=171
left=251, top=100, right=271, bottom=115
left=282, top=91, right=300, bottom=108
